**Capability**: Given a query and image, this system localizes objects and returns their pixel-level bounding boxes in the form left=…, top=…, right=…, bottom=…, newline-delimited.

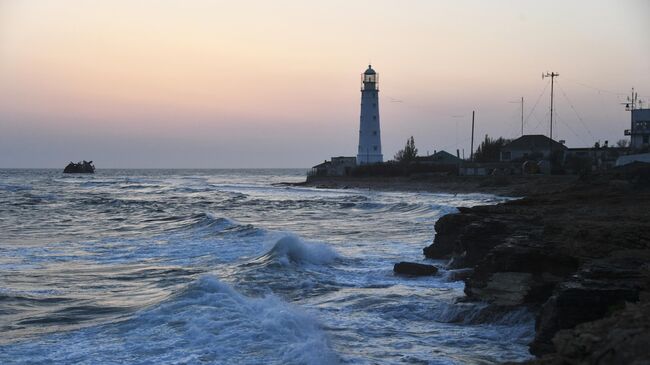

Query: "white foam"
left=0, top=276, right=340, bottom=365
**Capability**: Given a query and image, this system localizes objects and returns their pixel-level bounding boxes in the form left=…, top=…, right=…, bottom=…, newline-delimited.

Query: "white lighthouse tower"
left=357, top=65, right=383, bottom=165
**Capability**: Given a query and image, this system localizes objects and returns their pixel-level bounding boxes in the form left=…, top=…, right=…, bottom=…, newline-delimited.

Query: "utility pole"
left=542, top=72, right=559, bottom=173
left=542, top=72, right=559, bottom=140
left=520, top=97, right=524, bottom=136
left=470, top=111, right=475, bottom=161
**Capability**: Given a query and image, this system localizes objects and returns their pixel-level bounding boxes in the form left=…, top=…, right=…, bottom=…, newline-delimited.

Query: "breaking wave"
left=0, top=276, right=340, bottom=365
left=252, top=235, right=340, bottom=266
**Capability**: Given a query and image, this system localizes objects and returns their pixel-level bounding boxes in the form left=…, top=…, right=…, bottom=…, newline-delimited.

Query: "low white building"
left=616, top=152, right=650, bottom=167
left=310, top=156, right=356, bottom=177
left=625, top=109, right=650, bottom=151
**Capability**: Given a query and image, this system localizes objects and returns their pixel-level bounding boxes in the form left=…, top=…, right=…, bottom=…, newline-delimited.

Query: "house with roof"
left=415, top=150, right=461, bottom=165
left=500, top=135, right=567, bottom=162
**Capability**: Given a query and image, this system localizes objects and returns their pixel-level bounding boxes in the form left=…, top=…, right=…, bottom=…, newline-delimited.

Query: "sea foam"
left=0, top=276, right=340, bottom=365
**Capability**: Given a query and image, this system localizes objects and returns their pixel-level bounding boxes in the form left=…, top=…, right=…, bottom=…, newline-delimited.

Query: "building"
left=625, top=109, right=650, bottom=151
left=500, top=134, right=567, bottom=162
left=310, top=156, right=356, bottom=177
left=564, top=144, right=626, bottom=172
left=415, top=150, right=461, bottom=164
left=616, top=152, right=650, bottom=167
left=357, top=65, right=383, bottom=165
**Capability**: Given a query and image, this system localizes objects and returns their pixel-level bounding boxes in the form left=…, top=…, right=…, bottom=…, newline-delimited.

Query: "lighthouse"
left=357, top=65, right=383, bottom=165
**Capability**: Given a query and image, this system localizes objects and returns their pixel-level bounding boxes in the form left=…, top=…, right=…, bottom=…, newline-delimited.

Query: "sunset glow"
left=1, top=0, right=649, bottom=167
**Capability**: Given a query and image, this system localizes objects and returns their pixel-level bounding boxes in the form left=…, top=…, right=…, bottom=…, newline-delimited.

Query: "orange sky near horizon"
left=1, top=0, right=649, bottom=167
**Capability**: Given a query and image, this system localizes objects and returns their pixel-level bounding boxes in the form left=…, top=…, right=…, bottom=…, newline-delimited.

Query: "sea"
left=0, top=169, right=534, bottom=364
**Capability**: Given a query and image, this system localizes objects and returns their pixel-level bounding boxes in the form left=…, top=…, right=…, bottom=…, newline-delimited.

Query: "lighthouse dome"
left=364, top=65, right=376, bottom=75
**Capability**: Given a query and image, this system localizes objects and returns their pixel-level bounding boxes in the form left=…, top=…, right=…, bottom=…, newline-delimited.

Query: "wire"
left=562, top=77, right=628, bottom=96
left=555, top=80, right=597, bottom=141
left=563, top=77, right=650, bottom=102
left=554, top=111, right=590, bottom=146
left=524, top=80, right=549, bottom=130
left=531, top=110, right=550, bottom=133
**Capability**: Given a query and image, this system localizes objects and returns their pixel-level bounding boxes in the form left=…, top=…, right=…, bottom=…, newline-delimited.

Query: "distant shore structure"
left=357, top=65, right=383, bottom=165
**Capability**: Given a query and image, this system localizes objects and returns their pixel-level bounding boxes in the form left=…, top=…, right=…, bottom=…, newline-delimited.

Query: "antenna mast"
left=470, top=111, right=475, bottom=162
left=623, top=88, right=638, bottom=111
left=542, top=72, right=559, bottom=140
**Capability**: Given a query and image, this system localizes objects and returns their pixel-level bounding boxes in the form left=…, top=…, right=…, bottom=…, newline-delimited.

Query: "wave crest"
left=254, top=235, right=340, bottom=266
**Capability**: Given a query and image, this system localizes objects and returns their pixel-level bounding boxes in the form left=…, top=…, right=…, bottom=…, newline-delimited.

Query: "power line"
left=554, top=111, right=590, bottom=146
left=562, top=77, right=629, bottom=96
left=555, top=80, right=597, bottom=141
left=531, top=110, right=550, bottom=132
left=524, top=80, right=549, bottom=130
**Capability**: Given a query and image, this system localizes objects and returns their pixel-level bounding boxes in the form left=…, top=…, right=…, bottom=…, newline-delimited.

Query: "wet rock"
left=393, top=262, right=438, bottom=276
left=465, top=238, right=580, bottom=306
left=550, top=300, right=650, bottom=365
left=446, top=268, right=474, bottom=282
left=423, top=212, right=479, bottom=259
left=530, top=255, right=648, bottom=356
left=467, top=272, right=533, bottom=306
left=422, top=166, right=650, bottom=362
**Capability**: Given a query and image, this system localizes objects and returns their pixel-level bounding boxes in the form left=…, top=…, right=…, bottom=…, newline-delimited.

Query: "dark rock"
left=423, top=212, right=478, bottom=259
left=422, top=169, right=650, bottom=361
left=521, top=300, right=650, bottom=365
left=465, top=238, right=580, bottom=306
left=64, top=160, right=95, bottom=173
left=393, top=262, right=438, bottom=276
left=446, top=268, right=474, bottom=282
left=550, top=300, right=650, bottom=365
left=530, top=255, right=648, bottom=356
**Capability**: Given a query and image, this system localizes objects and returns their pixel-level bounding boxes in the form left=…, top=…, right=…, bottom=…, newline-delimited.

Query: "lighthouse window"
left=373, top=146, right=378, bottom=151
left=373, top=131, right=377, bottom=135
left=373, top=116, right=377, bottom=120
left=373, top=103, right=376, bottom=107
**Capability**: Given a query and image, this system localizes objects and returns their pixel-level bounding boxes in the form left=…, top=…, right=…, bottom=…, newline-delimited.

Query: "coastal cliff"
left=423, top=164, right=650, bottom=362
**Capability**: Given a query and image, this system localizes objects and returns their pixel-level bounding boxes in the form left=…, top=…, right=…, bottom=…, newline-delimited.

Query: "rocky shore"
left=422, top=164, right=650, bottom=363
left=299, top=174, right=578, bottom=197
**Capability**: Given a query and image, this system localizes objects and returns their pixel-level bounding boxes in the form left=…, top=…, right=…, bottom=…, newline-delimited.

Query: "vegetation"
left=472, top=136, right=511, bottom=162
left=394, top=136, right=418, bottom=163
left=616, top=139, right=630, bottom=148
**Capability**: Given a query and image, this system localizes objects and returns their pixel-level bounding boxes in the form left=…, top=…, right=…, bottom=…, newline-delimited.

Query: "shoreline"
left=295, top=174, right=579, bottom=197
left=296, top=167, right=650, bottom=363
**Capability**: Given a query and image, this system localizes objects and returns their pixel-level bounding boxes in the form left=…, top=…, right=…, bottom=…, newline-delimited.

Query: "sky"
left=1, top=0, right=649, bottom=168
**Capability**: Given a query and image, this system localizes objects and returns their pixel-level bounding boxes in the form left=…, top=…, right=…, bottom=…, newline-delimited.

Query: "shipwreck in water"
left=63, top=160, right=95, bottom=174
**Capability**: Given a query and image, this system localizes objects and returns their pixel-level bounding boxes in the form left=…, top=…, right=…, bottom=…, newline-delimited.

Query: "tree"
left=616, top=139, right=630, bottom=148
left=394, top=136, right=418, bottom=163
left=473, top=135, right=511, bottom=162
